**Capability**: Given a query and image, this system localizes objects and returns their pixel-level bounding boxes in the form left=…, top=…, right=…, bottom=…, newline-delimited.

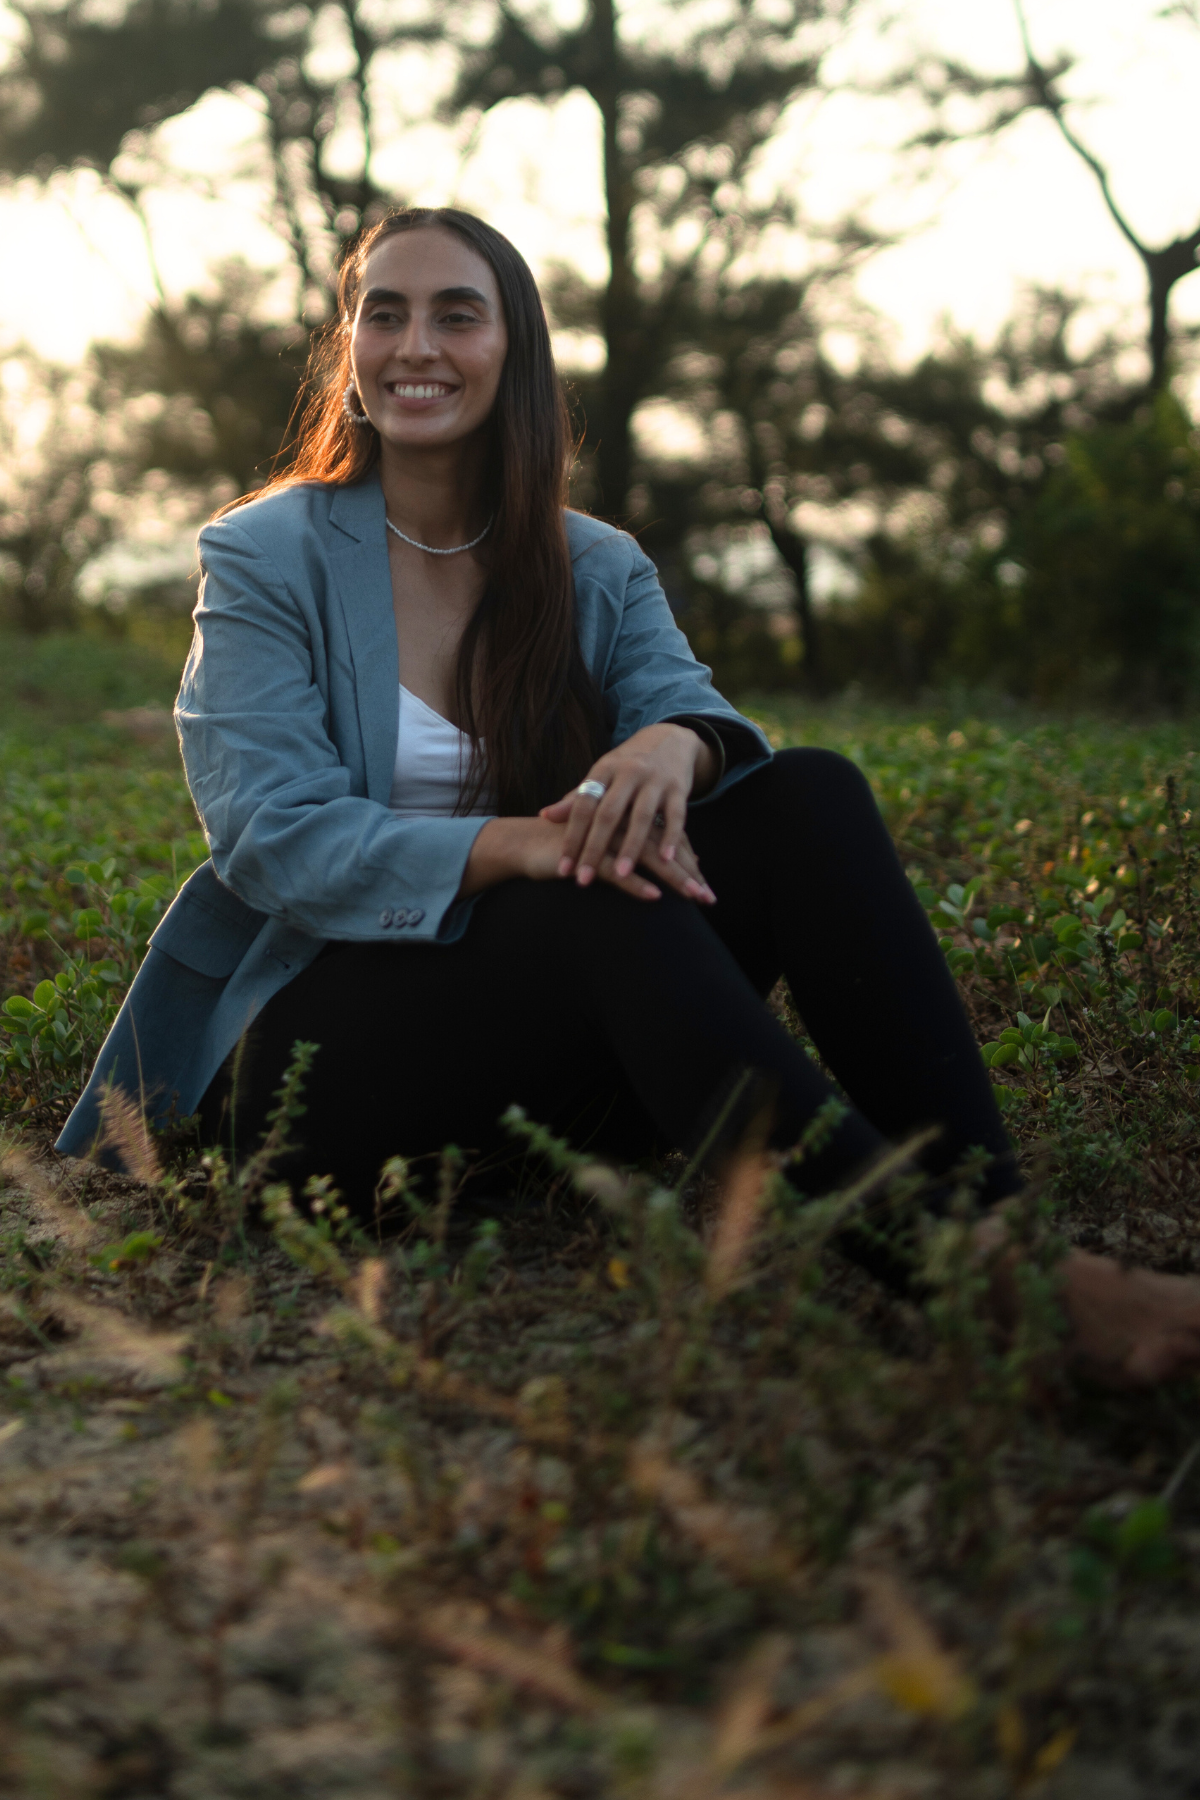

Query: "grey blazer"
left=56, top=474, right=772, bottom=1162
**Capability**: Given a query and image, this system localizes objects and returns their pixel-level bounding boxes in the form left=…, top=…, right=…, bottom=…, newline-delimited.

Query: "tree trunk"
left=1140, top=233, right=1200, bottom=392
left=1147, top=259, right=1171, bottom=393
left=765, top=518, right=824, bottom=693
left=592, top=0, right=638, bottom=519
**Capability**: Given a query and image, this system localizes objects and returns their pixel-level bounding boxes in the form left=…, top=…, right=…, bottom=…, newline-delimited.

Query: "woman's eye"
left=441, top=310, right=479, bottom=326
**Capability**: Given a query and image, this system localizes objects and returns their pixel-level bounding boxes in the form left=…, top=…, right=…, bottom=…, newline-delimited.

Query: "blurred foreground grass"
left=2, top=630, right=1200, bottom=1798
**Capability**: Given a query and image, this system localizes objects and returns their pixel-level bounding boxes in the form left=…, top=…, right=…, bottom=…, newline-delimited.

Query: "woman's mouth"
left=385, top=381, right=457, bottom=402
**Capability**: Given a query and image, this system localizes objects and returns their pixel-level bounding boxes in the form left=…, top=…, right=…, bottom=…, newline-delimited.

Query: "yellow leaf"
left=607, top=1257, right=630, bottom=1289
left=995, top=1701, right=1026, bottom=1768
left=875, top=1651, right=974, bottom=1720
left=1032, top=1726, right=1077, bottom=1777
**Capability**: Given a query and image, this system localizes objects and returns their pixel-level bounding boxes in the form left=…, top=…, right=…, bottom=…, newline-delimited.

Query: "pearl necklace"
left=386, top=514, right=494, bottom=556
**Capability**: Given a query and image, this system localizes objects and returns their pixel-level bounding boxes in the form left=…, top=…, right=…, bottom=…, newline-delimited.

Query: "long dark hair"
left=233, top=206, right=606, bottom=815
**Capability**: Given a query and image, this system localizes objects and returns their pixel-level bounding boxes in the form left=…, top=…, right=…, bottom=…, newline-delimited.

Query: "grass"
left=2, top=630, right=1200, bottom=1798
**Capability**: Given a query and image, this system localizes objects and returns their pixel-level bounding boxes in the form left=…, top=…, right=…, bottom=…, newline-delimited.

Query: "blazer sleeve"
left=175, top=518, right=491, bottom=944
left=596, top=539, right=773, bottom=798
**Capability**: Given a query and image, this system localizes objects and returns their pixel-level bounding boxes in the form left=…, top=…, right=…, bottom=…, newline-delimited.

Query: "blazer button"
left=393, top=906, right=410, bottom=928
left=379, top=908, right=393, bottom=927
left=408, top=908, right=425, bottom=926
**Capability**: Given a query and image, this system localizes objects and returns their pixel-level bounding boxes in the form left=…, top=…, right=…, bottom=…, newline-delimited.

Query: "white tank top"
left=388, top=684, right=493, bottom=817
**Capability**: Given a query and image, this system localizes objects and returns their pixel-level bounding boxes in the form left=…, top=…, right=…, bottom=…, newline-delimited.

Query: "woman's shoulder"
left=564, top=509, right=652, bottom=576
left=198, top=480, right=346, bottom=556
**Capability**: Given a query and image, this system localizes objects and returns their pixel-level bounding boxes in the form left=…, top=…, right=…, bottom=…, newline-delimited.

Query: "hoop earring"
left=342, top=383, right=370, bottom=425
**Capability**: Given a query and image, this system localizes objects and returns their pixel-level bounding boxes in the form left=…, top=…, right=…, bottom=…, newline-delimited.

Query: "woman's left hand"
left=539, top=722, right=717, bottom=891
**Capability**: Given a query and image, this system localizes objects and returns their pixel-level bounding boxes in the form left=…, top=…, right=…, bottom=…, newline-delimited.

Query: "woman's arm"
left=544, top=531, right=773, bottom=896
left=179, top=516, right=492, bottom=944
left=460, top=776, right=716, bottom=905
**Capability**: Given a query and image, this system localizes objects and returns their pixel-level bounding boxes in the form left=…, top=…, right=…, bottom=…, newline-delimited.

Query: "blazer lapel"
left=327, top=474, right=399, bottom=806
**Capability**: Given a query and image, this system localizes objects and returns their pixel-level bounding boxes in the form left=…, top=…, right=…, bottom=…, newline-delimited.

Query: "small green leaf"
left=90, top=1231, right=163, bottom=1272
left=32, top=980, right=57, bottom=1009
left=2, top=996, right=35, bottom=1020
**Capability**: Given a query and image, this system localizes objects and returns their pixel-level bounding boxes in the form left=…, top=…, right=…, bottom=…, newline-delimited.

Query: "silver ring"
left=576, top=779, right=608, bottom=801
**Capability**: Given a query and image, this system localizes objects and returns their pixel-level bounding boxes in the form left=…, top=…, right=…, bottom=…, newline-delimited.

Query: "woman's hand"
left=539, top=722, right=717, bottom=893
left=459, top=811, right=714, bottom=904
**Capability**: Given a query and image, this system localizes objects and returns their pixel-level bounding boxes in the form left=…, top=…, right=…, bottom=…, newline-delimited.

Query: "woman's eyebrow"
left=361, top=285, right=490, bottom=306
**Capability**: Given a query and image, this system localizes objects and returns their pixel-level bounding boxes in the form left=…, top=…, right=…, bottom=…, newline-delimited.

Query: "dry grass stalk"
left=0, top=1145, right=99, bottom=1248
left=175, top=1416, right=220, bottom=1495
left=707, top=1149, right=776, bottom=1300
left=856, top=1566, right=975, bottom=1720
left=712, top=1632, right=794, bottom=1771
left=97, top=1083, right=163, bottom=1186
left=715, top=1570, right=974, bottom=1771
left=41, top=1294, right=188, bottom=1388
left=415, top=1602, right=608, bottom=1714
left=629, top=1434, right=798, bottom=1587
left=355, top=1255, right=387, bottom=1322
left=212, top=1272, right=251, bottom=1329
left=297, top=1462, right=356, bottom=1495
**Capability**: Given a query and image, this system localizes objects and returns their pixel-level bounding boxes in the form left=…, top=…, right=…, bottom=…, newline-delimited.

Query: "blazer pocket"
left=148, top=861, right=268, bottom=979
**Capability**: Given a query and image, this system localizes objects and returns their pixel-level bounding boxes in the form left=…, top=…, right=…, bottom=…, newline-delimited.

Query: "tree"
left=88, top=263, right=310, bottom=500
left=903, top=0, right=1200, bottom=392
left=1, top=0, right=873, bottom=531
left=0, top=357, right=111, bottom=631
left=0, top=0, right=442, bottom=308
left=448, top=0, right=864, bottom=517
left=622, top=281, right=1145, bottom=697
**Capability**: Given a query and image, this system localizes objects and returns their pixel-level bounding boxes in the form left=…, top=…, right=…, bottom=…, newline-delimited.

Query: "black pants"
left=200, top=750, right=1019, bottom=1212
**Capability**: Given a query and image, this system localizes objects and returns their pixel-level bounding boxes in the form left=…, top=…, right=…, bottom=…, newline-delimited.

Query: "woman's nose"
left=396, top=313, right=439, bottom=360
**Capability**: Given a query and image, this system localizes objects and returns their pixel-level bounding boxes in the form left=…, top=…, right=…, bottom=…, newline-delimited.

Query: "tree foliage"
left=899, top=0, right=1200, bottom=392
left=449, top=0, right=862, bottom=514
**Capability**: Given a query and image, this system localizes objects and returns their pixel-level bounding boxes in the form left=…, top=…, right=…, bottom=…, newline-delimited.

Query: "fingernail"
left=684, top=879, right=701, bottom=897
left=662, top=845, right=675, bottom=861
left=558, top=857, right=573, bottom=877
left=616, top=857, right=632, bottom=878
left=577, top=866, right=593, bottom=886
left=703, top=885, right=717, bottom=902
left=645, top=885, right=661, bottom=899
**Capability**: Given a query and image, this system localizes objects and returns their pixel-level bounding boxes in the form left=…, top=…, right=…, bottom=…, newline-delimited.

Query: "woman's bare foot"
left=1060, top=1250, right=1200, bottom=1386
left=974, top=1211, right=1200, bottom=1387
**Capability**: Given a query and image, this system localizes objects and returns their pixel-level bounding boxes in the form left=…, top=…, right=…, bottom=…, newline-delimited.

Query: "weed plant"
left=1, top=644, right=1200, bottom=1797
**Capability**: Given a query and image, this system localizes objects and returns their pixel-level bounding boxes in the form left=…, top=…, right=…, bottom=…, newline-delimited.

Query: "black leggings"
left=200, top=750, right=1019, bottom=1212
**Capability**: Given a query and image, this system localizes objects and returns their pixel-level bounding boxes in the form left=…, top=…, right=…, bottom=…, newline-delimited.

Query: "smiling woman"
left=55, top=206, right=1200, bottom=1391
left=250, top=210, right=606, bottom=820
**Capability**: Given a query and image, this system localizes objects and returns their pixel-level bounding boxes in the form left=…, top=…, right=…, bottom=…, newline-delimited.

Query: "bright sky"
left=1, top=0, right=1199, bottom=384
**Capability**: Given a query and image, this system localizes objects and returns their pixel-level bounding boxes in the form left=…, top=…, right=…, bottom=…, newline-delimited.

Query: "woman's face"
left=350, top=227, right=508, bottom=455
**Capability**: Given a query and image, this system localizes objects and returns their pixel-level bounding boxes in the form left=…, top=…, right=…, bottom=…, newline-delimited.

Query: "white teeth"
left=391, top=383, right=451, bottom=399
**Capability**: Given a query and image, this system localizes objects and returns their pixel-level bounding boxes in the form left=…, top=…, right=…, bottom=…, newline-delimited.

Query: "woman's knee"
left=763, top=746, right=878, bottom=817
left=478, top=871, right=694, bottom=963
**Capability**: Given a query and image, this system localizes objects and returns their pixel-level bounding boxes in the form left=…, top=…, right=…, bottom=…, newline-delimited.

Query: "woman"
left=59, top=207, right=1200, bottom=1385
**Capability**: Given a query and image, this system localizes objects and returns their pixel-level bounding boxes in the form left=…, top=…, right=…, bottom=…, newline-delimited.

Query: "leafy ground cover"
left=2, top=633, right=1200, bottom=1799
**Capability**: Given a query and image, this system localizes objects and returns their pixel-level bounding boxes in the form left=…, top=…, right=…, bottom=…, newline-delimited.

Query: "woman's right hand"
left=460, top=815, right=715, bottom=904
